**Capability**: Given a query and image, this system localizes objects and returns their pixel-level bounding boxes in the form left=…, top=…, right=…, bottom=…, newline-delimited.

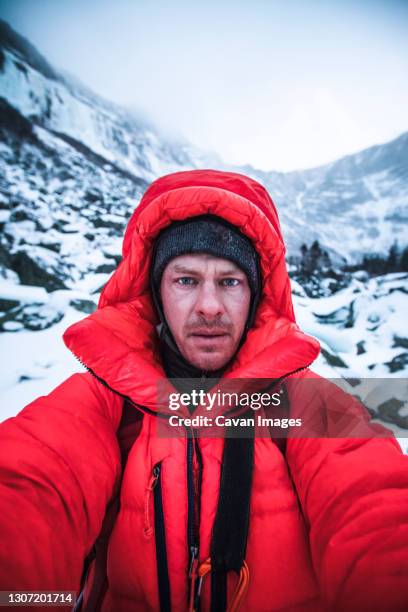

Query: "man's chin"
left=184, top=349, right=231, bottom=372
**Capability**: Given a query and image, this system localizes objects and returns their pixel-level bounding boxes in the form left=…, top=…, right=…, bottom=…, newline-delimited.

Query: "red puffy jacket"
left=1, top=170, right=408, bottom=611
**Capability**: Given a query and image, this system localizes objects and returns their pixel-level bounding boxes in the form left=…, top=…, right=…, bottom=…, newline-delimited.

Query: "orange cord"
left=227, top=560, right=250, bottom=612
left=187, top=557, right=250, bottom=612
left=188, top=557, right=211, bottom=612
left=198, top=557, right=212, bottom=579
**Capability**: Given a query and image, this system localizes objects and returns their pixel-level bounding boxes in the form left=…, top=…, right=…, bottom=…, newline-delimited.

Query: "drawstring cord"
left=228, top=560, right=250, bottom=612
left=188, top=557, right=250, bottom=612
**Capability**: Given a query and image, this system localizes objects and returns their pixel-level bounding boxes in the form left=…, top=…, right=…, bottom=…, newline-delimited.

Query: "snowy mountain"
left=1, top=19, right=407, bottom=281
left=0, top=20, right=215, bottom=181
left=257, top=133, right=408, bottom=259
left=0, top=21, right=407, bottom=445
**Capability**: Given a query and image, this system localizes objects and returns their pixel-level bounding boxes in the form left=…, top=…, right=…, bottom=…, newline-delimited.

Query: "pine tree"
left=308, top=240, right=322, bottom=275
left=400, top=246, right=408, bottom=272
left=386, top=241, right=399, bottom=272
left=300, top=243, right=308, bottom=257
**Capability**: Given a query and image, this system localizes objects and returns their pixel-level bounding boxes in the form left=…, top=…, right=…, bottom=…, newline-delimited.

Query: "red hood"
left=64, top=169, right=320, bottom=413
left=120, top=169, right=282, bottom=261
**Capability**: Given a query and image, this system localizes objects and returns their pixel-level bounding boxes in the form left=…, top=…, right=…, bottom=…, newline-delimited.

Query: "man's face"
left=160, top=254, right=251, bottom=371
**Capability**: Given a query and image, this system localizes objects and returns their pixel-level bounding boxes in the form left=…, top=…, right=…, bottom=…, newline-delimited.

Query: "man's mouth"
left=190, top=330, right=229, bottom=337
left=189, top=331, right=230, bottom=341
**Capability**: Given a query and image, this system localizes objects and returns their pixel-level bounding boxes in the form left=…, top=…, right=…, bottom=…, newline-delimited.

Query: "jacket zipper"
left=187, top=429, right=203, bottom=610
left=72, top=354, right=169, bottom=420
left=187, top=369, right=206, bottom=611
left=144, top=467, right=160, bottom=538
left=73, top=352, right=311, bottom=418
left=216, top=364, right=313, bottom=420
left=278, top=364, right=311, bottom=385
left=153, top=462, right=171, bottom=612
left=253, top=364, right=313, bottom=394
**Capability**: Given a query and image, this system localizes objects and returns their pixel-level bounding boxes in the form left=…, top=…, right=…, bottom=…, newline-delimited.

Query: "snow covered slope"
left=0, top=20, right=214, bottom=182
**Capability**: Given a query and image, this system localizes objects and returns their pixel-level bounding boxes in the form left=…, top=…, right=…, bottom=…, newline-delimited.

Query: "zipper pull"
left=189, top=545, right=198, bottom=577
left=195, top=574, right=204, bottom=602
left=147, top=464, right=161, bottom=491
left=191, top=556, right=212, bottom=612
left=152, top=464, right=161, bottom=483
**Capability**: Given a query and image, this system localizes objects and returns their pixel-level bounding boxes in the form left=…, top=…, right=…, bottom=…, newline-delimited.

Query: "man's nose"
left=195, top=282, right=224, bottom=318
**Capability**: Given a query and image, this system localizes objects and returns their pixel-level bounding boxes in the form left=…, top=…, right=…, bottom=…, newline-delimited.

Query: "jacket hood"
left=64, top=169, right=320, bottom=414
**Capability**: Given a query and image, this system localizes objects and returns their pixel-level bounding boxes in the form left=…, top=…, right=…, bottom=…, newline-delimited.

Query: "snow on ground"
left=0, top=306, right=85, bottom=420
left=0, top=283, right=48, bottom=303
left=292, top=273, right=408, bottom=452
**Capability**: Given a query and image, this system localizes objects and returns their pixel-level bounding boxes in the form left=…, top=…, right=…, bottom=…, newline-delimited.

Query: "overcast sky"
left=1, top=0, right=407, bottom=172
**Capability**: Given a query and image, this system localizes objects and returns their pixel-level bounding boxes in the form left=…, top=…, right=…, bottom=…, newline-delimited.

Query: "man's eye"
left=176, top=277, right=196, bottom=286
left=221, top=278, right=240, bottom=287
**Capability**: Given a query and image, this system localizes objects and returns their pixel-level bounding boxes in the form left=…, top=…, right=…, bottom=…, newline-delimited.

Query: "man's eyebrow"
left=172, top=265, right=200, bottom=274
left=171, top=265, right=244, bottom=276
left=218, top=268, right=245, bottom=276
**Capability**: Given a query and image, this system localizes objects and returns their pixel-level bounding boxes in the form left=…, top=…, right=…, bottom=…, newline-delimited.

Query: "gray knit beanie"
left=150, top=215, right=261, bottom=329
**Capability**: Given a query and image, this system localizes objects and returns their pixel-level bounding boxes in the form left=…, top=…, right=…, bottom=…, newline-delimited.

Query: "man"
left=0, top=169, right=408, bottom=611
